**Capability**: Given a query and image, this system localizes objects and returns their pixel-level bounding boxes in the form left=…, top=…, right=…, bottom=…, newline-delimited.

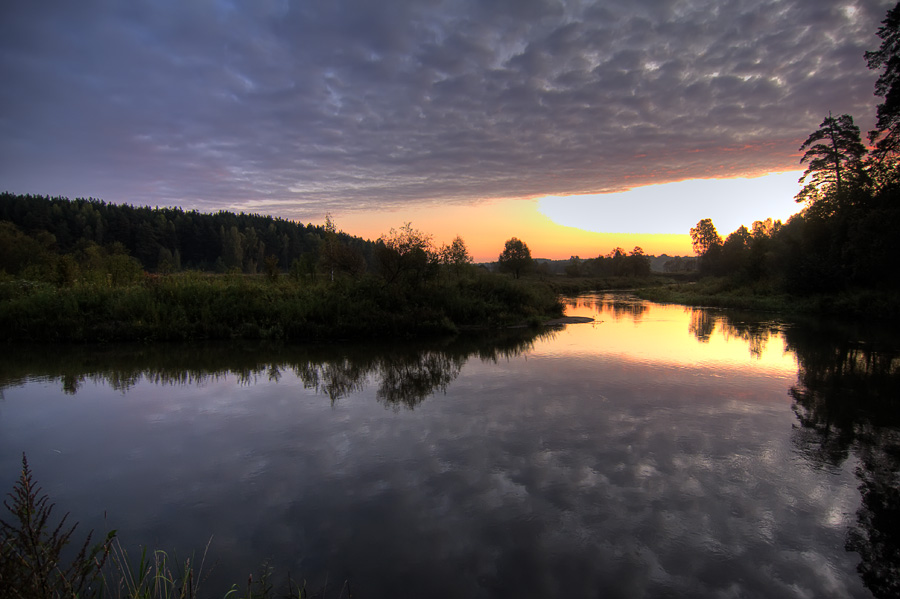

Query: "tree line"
left=562, top=247, right=652, bottom=279
left=689, top=3, right=900, bottom=294
left=0, top=193, right=373, bottom=282
left=0, top=190, right=657, bottom=288
left=0, top=193, right=486, bottom=287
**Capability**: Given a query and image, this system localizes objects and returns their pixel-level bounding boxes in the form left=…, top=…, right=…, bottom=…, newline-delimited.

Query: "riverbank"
left=0, top=271, right=563, bottom=342
left=544, top=274, right=684, bottom=295
left=632, top=277, right=900, bottom=321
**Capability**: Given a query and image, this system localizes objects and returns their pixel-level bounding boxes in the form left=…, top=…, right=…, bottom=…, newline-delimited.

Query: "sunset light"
left=537, top=172, right=805, bottom=238
left=337, top=196, right=696, bottom=262
left=335, top=172, right=804, bottom=261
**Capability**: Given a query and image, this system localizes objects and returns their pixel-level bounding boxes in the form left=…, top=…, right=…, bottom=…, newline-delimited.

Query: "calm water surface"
left=1, top=294, right=898, bottom=598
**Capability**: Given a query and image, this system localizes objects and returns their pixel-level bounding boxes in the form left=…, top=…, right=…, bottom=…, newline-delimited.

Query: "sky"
left=0, top=0, right=895, bottom=261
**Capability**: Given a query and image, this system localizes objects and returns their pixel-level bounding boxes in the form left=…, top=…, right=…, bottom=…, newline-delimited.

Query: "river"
left=1, top=293, right=897, bottom=598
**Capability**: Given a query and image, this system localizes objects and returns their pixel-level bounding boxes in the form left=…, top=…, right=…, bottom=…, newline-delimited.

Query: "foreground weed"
left=0, top=453, right=115, bottom=599
left=1, top=457, right=349, bottom=599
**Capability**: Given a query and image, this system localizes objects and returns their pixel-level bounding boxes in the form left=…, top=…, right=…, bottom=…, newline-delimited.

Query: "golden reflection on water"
left=550, top=294, right=798, bottom=374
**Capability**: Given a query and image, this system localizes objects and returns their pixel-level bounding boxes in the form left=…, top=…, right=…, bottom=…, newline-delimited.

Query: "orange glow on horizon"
left=336, top=198, right=694, bottom=262
left=332, top=171, right=802, bottom=262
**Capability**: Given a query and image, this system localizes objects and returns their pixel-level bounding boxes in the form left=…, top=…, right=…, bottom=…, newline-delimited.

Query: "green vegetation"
left=0, top=270, right=562, bottom=343
left=0, top=193, right=368, bottom=277
left=0, top=197, right=563, bottom=342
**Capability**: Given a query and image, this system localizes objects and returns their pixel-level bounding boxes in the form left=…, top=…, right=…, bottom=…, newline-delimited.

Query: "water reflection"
left=564, top=295, right=648, bottom=322
left=785, top=322, right=900, bottom=599
left=589, top=295, right=900, bottom=598
left=689, top=308, right=716, bottom=342
left=557, top=294, right=800, bottom=376
left=0, top=328, right=555, bottom=409
left=3, top=296, right=899, bottom=598
left=680, top=302, right=900, bottom=598
left=685, top=307, right=785, bottom=359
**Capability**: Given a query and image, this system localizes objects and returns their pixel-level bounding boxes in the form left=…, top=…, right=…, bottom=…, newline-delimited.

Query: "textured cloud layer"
left=0, top=0, right=894, bottom=216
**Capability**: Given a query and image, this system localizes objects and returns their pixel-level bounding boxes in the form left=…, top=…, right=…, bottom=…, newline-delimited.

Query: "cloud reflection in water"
left=0, top=298, right=888, bottom=598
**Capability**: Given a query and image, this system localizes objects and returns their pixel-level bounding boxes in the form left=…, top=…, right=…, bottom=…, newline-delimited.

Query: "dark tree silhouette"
left=497, top=237, right=533, bottom=279
left=866, top=2, right=900, bottom=159
left=375, top=222, right=437, bottom=285
left=439, top=235, right=473, bottom=279
left=0, top=192, right=365, bottom=275
left=689, top=218, right=722, bottom=255
left=796, top=113, right=868, bottom=213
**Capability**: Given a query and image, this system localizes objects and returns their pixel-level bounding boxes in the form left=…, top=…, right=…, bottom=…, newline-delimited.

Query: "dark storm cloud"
left=0, top=0, right=894, bottom=215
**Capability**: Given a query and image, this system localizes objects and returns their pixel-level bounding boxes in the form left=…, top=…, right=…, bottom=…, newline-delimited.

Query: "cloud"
left=0, top=0, right=894, bottom=218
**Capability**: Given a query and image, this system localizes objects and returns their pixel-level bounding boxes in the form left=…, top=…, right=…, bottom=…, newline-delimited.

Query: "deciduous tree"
left=498, top=237, right=533, bottom=279
left=320, top=214, right=366, bottom=280
left=376, top=222, right=438, bottom=285
left=439, top=235, right=473, bottom=278
left=627, top=246, right=651, bottom=277
left=689, top=219, right=722, bottom=256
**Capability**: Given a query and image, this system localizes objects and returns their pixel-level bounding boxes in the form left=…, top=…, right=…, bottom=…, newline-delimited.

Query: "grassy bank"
left=633, top=277, right=900, bottom=320
left=544, top=274, right=681, bottom=295
left=0, top=271, right=563, bottom=343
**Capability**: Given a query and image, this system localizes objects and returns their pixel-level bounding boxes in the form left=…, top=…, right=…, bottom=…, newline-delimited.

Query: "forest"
left=0, top=192, right=572, bottom=342
left=0, top=193, right=373, bottom=280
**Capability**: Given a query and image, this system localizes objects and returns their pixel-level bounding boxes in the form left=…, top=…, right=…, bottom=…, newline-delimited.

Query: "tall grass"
left=104, top=541, right=206, bottom=599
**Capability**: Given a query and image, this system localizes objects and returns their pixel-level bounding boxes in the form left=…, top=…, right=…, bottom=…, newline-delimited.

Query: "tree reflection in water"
left=785, top=323, right=900, bottom=599
left=688, top=309, right=716, bottom=343
left=376, top=350, right=465, bottom=408
left=686, top=306, right=784, bottom=358
left=564, top=295, right=648, bottom=323
left=686, top=310, right=900, bottom=598
left=0, top=328, right=556, bottom=410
